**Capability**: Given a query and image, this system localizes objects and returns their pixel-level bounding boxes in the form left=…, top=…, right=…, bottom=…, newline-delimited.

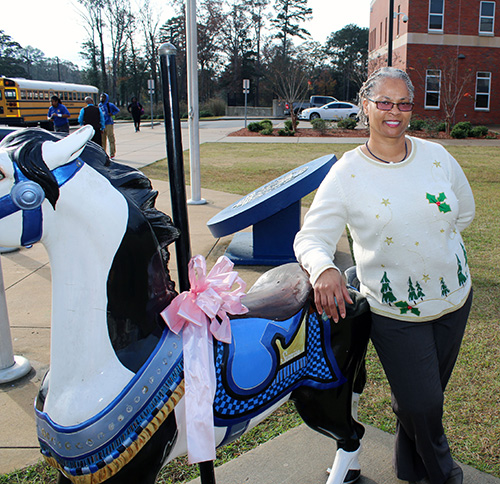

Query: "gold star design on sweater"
left=434, top=161, right=442, bottom=167
left=381, top=198, right=390, bottom=206
left=385, top=237, right=394, bottom=245
left=422, top=274, right=430, bottom=282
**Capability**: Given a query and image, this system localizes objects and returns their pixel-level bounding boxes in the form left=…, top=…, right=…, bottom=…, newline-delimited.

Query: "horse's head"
left=0, top=126, right=94, bottom=247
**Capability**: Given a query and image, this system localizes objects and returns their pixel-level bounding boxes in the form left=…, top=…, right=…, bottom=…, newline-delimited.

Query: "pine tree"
left=456, top=255, right=467, bottom=286
left=380, top=271, right=397, bottom=305
left=440, top=277, right=450, bottom=297
left=461, top=242, right=468, bottom=266
left=415, top=281, right=425, bottom=300
left=408, top=277, right=418, bottom=303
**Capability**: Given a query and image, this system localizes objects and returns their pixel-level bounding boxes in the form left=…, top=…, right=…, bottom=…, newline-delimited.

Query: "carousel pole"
left=158, top=43, right=217, bottom=484
left=159, top=42, right=192, bottom=293
left=0, top=254, right=31, bottom=383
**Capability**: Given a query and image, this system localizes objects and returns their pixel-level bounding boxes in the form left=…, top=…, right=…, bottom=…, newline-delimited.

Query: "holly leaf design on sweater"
left=426, top=192, right=451, bottom=213
left=395, top=301, right=421, bottom=316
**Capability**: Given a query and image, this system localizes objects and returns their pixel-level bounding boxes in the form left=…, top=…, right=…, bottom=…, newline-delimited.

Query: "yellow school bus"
left=0, top=77, right=99, bottom=129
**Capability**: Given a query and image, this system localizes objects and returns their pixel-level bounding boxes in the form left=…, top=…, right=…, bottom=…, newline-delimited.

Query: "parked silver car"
left=299, top=102, right=359, bottom=121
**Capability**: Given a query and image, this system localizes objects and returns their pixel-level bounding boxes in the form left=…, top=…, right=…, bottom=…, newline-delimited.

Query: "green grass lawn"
left=2, top=142, right=499, bottom=483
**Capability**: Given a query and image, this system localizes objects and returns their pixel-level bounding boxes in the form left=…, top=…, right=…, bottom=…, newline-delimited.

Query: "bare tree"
left=77, top=0, right=109, bottom=92
left=105, top=0, right=134, bottom=101
left=408, top=55, right=474, bottom=134
left=246, top=0, right=270, bottom=106
left=267, top=49, right=309, bottom=130
left=137, top=0, right=161, bottom=103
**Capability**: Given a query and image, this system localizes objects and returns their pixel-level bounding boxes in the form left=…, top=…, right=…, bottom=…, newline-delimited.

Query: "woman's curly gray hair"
left=357, top=67, right=414, bottom=125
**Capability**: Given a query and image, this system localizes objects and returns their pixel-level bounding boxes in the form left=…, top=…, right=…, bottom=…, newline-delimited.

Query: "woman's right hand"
left=313, top=268, right=353, bottom=323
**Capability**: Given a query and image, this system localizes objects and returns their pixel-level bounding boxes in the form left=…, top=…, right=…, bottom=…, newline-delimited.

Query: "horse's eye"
left=0, top=171, right=5, bottom=181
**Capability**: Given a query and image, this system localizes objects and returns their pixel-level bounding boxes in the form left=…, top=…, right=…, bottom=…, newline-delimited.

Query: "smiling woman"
left=294, top=66, right=475, bottom=484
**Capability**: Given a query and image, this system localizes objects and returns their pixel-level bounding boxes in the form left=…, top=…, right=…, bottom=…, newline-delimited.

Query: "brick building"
left=368, top=0, right=499, bottom=125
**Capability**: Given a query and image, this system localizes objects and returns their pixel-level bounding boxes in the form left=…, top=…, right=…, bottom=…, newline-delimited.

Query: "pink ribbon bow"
left=160, top=255, right=248, bottom=464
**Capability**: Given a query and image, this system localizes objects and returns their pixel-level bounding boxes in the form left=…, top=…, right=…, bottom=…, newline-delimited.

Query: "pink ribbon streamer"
left=160, top=255, right=248, bottom=464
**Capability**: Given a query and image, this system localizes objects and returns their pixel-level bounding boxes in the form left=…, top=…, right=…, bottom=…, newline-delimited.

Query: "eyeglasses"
left=366, top=98, right=414, bottom=112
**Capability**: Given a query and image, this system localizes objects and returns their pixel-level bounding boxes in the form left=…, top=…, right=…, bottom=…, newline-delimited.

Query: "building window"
left=425, top=70, right=441, bottom=109
left=475, top=72, right=491, bottom=110
left=429, top=0, right=444, bottom=31
left=479, top=1, right=495, bottom=34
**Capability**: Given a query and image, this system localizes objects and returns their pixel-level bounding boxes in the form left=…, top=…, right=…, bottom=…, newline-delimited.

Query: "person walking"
left=98, top=93, right=120, bottom=159
left=47, top=95, right=70, bottom=134
left=78, top=96, right=105, bottom=146
left=127, top=96, right=143, bottom=132
left=294, top=67, right=475, bottom=484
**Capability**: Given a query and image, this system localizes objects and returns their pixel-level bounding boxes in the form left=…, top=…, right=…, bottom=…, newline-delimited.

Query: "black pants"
left=132, top=114, right=141, bottom=131
left=370, top=290, right=472, bottom=484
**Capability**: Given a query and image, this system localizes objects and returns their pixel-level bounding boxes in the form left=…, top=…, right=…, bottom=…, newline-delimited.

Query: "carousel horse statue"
left=0, top=126, right=371, bottom=484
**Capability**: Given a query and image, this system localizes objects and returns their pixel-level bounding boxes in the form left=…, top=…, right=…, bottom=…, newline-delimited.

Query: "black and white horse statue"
left=0, top=126, right=370, bottom=484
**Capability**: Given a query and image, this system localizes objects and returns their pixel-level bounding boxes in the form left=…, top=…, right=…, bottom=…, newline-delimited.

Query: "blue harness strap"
left=0, top=158, right=84, bottom=246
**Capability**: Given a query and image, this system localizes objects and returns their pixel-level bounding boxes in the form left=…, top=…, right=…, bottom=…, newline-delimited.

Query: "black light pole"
left=388, top=0, right=394, bottom=66
left=158, top=42, right=217, bottom=484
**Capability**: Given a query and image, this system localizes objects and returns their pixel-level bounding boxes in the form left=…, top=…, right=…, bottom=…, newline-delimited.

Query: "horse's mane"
left=0, top=128, right=180, bottom=258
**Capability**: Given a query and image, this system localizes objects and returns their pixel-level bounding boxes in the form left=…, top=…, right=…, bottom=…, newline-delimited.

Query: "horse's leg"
left=292, top=309, right=371, bottom=484
left=57, top=472, right=71, bottom=484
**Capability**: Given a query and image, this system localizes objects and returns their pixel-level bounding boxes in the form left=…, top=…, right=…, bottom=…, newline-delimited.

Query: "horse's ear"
left=42, top=125, right=94, bottom=170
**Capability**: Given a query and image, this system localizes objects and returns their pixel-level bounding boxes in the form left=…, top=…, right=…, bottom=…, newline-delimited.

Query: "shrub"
left=260, top=119, right=273, bottom=130
left=409, top=118, right=425, bottom=131
left=247, top=121, right=263, bottom=132
left=471, top=125, right=489, bottom=138
left=199, top=110, right=213, bottom=118
left=311, top=118, right=328, bottom=133
left=260, top=127, right=274, bottom=135
left=278, top=128, right=295, bottom=136
left=450, top=126, right=468, bottom=139
left=201, top=97, right=226, bottom=116
left=284, top=119, right=298, bottom=131
left=423, top=118, right=445, bottom=135
left=337, top=117, right=357, bottom=130
left=452, top=121, right=473, bottom=137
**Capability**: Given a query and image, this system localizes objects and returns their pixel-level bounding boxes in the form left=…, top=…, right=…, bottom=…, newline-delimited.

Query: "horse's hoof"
left=344, top=469, right=361, bottom=484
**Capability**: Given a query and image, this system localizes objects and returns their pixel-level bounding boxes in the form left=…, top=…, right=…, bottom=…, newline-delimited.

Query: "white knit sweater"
left=294, top=136, right=475, bottom=322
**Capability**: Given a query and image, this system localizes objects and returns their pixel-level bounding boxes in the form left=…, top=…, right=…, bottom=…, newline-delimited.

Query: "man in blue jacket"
left=47, top=96, right=70, bottom=134
left=98, top=93, right=120, bottom=159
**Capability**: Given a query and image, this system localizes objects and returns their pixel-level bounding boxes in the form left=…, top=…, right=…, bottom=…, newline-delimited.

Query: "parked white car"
left=298, top=102, right=359, bottom=121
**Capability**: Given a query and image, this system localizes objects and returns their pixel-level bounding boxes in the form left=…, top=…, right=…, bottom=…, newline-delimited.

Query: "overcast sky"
left=3, top=0, right=370, bottom=68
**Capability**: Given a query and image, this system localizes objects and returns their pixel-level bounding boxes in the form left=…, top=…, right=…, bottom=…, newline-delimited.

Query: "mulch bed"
left=229, top=127, right=500, bottom=140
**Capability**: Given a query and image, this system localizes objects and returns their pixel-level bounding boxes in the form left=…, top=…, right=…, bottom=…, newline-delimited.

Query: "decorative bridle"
left=0, top=158, right=84, bottom=246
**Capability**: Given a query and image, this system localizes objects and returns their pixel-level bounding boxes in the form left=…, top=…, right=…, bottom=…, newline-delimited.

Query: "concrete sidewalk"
left=1, top=122, right=499, bottom=483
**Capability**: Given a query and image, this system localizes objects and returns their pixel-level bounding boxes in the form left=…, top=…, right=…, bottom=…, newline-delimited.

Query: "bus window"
left=64, top=92, right=69, bottom=101
left=5, top=89, right=17, bottom=100
left=20, top=90, right=26, bottom=99
left=0, top=91, right=2, bottom=100
left=44, top=91, right=49, bottom=100
left=28, top=91, right=33, bottom=100
left=34, top=92, right=39, bottom=100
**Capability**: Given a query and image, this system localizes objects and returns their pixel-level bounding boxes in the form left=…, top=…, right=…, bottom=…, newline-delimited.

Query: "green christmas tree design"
left=461, top=242, right=468, bottom=266
left=395, top=301, right=421, bottom=316
left=426, top=192, right=451, bottom=213
left=380, top=271, right=397, bottom=305
left=440, top=277, right=450, bottom=297
left=456, top=255, right=467, bottom=286
left=408, top=277, right=418, bottom=303
left=415, top=281, right=425, bottom=300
